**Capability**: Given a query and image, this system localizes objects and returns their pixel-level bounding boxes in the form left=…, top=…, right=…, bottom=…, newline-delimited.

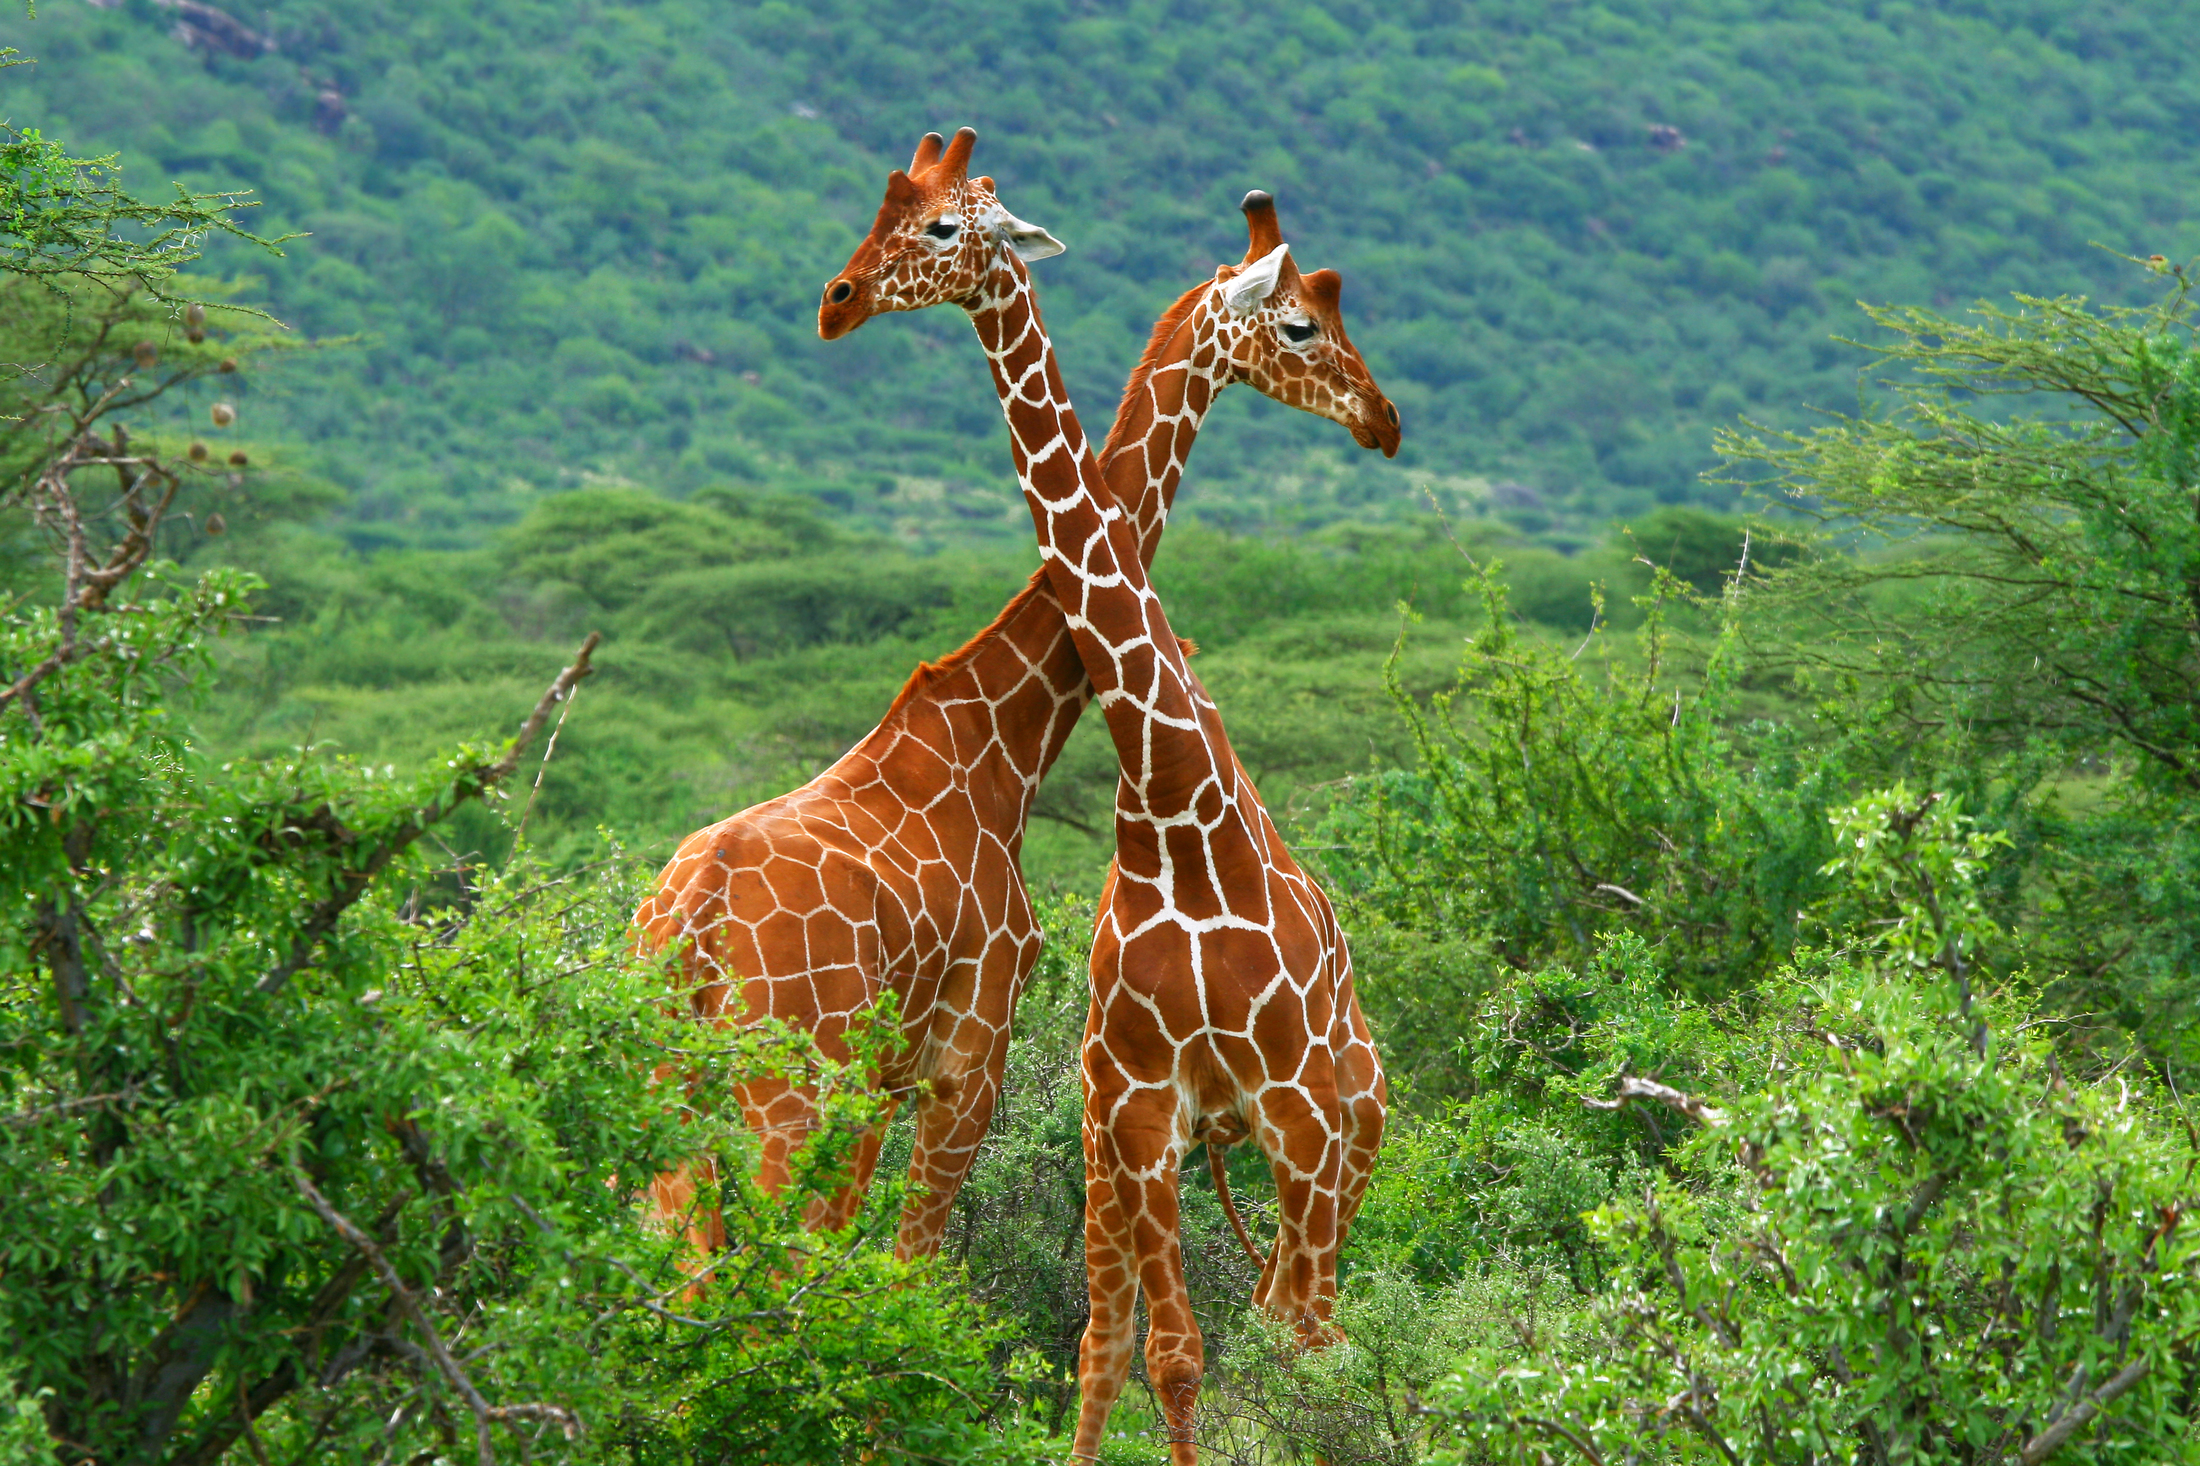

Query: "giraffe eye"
left=925, top=220, right=960, bottom=240
left=1281, top=321, right=1319, bottom=344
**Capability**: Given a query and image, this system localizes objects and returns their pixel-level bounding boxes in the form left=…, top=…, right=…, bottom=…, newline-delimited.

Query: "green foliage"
left=611, top=1004, right=1048, bottom=1465
left=1327, top=558, right=1844, bottom=1002
left=1727, top=271, right=2200, bottom=1063
left=1417, top=794, right=2200, bottom=1466
left=0, top=280, right=1040, bottom=1466
left=7, top=1, right=2200, bottom=541
left=0, top=117, right=284, bottom=291
left=1431, top=992, right=2198, bottom=1463
left=1196, top=1269, right=1548, bottom=1465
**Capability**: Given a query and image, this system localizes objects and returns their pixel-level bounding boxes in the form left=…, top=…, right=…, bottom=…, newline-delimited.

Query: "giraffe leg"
left=1071, top=1125, right=1143, bottom=1463
left=802, top=1101, right=897, bottom=1232
left=1336, top=1063, right=1387, bottom=1242
left=647, top=1155, right=726, bottom=1254
left=1250, top=1085, right=1346, bottom=1350
left=645, top=1058, right=730, bottom=1258
left=893, top=1060, right=1004, bottom=1259
left=1080, top=1088, right=1204, bottom=1465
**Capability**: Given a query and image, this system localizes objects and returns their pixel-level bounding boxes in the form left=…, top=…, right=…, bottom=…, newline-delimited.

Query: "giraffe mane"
left=879, top=569, right=1055, bottom=723
left=1098, top=278, right=1214, bottom=472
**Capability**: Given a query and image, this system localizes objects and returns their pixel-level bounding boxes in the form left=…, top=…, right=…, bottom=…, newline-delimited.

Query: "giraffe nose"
left=1383, top=400, right=1399, bottom=428
left=826, top=280, right=854, bottom=304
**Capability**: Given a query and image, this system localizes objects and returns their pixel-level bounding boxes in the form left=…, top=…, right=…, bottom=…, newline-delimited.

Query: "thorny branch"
left=1583, top=1074, right=1728, bottom=1127
left=254, top=632, right=600, bottom=998
left=292, top=1171, right=580, bottom=1466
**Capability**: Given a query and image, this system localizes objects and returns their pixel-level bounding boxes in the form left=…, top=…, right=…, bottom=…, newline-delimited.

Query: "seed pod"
left=133, top=341, right=159, bottom=369
left=184, top=302, right=206, bottom=329
left=218, top=358, right=239, bottom=374
left=187, top=329, right=207, bottom=345
left=204, top=511, right=226, bottom=536
left=210, top=402, right=236, bottom=427
left=188, top=441, right=209, bottom=462
left=228, top=450, right=248, bottom=467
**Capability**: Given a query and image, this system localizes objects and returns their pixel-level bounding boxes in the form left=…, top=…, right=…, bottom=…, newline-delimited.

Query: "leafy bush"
left=1425, top=793, right=2200, bottom=1466
left=1326, top=560, right=1847, bottom=1002
left=0, top=281, right=1042, bottom=1466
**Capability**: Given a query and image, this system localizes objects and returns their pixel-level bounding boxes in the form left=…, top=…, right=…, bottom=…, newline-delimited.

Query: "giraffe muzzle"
left=818, top=278, right=869, bottom=339
left=1355, top=396, right=1402, bottom=458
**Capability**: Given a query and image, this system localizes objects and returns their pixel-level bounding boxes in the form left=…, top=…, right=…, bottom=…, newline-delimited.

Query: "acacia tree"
left=1721, top=263, right=2200, bottom=1061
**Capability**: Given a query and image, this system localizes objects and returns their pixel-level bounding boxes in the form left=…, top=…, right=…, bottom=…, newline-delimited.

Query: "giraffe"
left=818, top=128, right=1390, bottom=1465
left=635, top=135, right=1398, bottom=1264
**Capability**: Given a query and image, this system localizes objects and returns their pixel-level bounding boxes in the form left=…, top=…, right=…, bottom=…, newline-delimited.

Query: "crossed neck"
left=962, top=252, right=1239, bottom=825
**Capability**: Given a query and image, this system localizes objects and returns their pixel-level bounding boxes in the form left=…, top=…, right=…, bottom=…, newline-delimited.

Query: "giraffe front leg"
left=647, top=1155, right=726, bottom=1255
left=802, top=1098, right=898, bottom=1233
left=892, top=1058, right=1004, bottom=1259
left=1071, top=1140, right=1142, bottom=1463
left=1073, top=1083, right=1200, bottom=1462
left=645, top=1069, right=821, bottom=1266
left=1084, top=1087, right=1205, bottom=1465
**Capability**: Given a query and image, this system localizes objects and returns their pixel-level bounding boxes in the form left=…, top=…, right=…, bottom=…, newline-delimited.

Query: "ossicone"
left=1241, top=189, right=1284, bottom=260
left=939, top=126, right=978, bottom=181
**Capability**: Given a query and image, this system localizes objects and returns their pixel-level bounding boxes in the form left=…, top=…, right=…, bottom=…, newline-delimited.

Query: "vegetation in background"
left=2, top=1, right=2199, bottom=545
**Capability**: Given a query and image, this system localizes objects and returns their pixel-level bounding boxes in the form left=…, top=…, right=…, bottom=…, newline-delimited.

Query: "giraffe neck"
left=855, top=284, right=1233, bottom=815
left=966, top=254, right=1228, bottom=824
left=1098, top=293, right=1226, bottom=569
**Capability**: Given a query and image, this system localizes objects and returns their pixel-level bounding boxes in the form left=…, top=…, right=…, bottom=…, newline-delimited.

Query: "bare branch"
left=1584, top=1075, right=1727, bottom=1127
left=1519, top=1414, right=1609, bottom=1466
left=2020, top=1357, right=2151, bottom=1464
left=0, top=1085, right=135, bottom=1128
left=255, top=634, right=600, bottom=998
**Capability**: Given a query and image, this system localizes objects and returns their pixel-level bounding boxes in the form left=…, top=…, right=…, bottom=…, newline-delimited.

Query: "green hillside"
left=4, top=0, right=2198, bottom=548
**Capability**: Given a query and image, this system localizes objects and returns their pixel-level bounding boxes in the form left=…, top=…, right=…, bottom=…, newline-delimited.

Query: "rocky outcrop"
left=153, top=0, right=275, bottom=61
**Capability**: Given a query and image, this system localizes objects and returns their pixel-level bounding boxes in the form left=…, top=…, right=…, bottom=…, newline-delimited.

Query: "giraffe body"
left=639, top=140, right=1395, bottom=1263
left=820, top=130, right=1391, bottom=1463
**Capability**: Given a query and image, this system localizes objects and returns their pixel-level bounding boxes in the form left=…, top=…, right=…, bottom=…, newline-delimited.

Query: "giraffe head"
left=1209, top=191, right=1401, bottom=458
left=818, top=127, right=1065, bottom=340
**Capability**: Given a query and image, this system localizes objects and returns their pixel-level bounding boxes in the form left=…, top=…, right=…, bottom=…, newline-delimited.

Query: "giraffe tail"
left=1207, top=1137, right=1268, bottom=1272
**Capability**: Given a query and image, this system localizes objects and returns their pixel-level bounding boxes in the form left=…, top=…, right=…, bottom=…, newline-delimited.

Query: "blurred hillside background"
left=7, top=0, right=2200, bottom=545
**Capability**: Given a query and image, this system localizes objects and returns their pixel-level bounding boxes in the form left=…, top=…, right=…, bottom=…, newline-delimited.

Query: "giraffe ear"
left=994, top=206, right=1066, bottom=262
left=1222, top=242, right=1290, bottom=315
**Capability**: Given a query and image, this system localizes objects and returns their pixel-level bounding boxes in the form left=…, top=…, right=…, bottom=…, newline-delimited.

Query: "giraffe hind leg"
left=1250, top=1084, right=1347, bottom=1350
